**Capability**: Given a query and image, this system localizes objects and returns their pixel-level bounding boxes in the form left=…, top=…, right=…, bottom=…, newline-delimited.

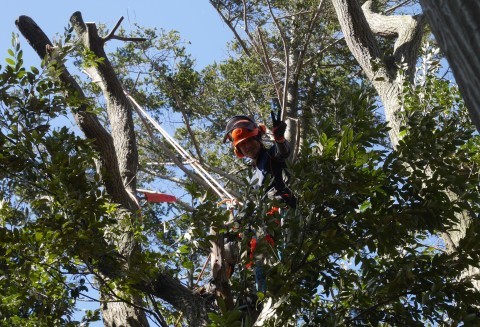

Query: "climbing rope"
left=126, top=91, right=241, bottom=290
left=125, top=91, right=237, bottom=204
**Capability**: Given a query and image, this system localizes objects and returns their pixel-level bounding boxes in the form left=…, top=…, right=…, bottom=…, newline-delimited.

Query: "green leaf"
left=358, top=200, right=371, bottom=213
left=217, top=296, right=227, bottom=314
left=35, top=231, right=43, bottom=242
left=226, top=310, right=242, bottom=323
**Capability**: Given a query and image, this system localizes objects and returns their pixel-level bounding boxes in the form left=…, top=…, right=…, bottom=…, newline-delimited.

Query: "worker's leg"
left=250, top=231, right=276, bottom=294
left=254, top=262, right=267, bottom=293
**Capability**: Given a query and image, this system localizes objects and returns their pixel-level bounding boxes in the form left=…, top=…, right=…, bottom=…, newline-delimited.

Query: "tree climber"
left=223, top=104, right=296, bottom=294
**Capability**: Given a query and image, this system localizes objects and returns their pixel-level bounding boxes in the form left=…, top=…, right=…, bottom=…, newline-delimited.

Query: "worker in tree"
left=223, top=101, right=296, bottom=294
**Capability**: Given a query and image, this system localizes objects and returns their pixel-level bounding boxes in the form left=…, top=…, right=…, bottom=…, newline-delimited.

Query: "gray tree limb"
left=16, top=13, right=209, bottom=327
left=420, top=0, right=480, bottom=131
left=331, top=0, right=424, bottom=148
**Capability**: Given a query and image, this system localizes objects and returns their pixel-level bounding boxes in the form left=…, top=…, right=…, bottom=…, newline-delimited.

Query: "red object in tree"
left=138, top=189, right=177, bottom=203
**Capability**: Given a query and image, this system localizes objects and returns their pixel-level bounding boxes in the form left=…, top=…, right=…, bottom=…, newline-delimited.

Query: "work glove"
left=271, top=108, right=286, bottom=142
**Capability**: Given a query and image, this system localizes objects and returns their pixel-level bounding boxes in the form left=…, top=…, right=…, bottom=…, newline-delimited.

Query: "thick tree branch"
left=15, top=15, right=135, bottom=210
left=70, top=11, right=139, bottom=200
left=16, top=13, right=209, bottom=326
left=331, top=0, right=424, bottom=148
left=331, top=0, right=384, bottom=82
left=420, top=0, right=480, bottom=132
left=362, top=1, right=424, bottom=80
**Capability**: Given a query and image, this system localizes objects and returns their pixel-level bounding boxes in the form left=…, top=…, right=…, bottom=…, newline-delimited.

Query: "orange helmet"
left=223, top=115, right=266, bottom=144
left=231, top=127, right=260, bottom=147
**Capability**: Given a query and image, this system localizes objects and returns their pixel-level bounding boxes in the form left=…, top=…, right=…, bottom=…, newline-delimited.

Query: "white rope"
left=126, top=93, right=236, bottom=202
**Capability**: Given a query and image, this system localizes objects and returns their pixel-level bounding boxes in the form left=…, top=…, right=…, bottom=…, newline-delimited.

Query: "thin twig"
left=385, top=0, right=413, bottom=14
left=257, top=28, right=283, bottom=103
left=266, top=0, right=290, bottom=118
left=103, top=16, right=124, bottom=41
left=294, top=0, right=324, bottom=82
left=162, top=76, right=204, bottom=164
left=210, top=0, right=252, bottom=56
left=107, top=35, right=147, bottom=43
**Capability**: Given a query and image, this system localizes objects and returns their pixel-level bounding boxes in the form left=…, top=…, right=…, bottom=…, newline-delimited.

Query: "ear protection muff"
left=234, top=147, right=244, bottom=158
left=258, top=123, right=267, bottom=135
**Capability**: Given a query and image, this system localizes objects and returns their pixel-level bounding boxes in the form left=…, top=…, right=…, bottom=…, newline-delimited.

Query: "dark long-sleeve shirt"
left=250, top=141, right=296, bottom=208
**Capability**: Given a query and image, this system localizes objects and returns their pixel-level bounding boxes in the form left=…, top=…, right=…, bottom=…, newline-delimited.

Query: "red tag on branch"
left=138, top=189, right=177, bottom=203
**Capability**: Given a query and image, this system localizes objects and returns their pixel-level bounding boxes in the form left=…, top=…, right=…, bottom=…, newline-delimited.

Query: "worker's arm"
left=274, top=139, right=291, bottom=158
left=271, top=109, right=290, bottom=158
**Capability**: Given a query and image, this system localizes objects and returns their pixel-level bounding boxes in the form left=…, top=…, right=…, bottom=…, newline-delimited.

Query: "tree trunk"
left=331, top=0, right=479, bottom=293
left=69, top=12, right=147, bottom=326
left=101, top=295, right=149, bottom=327
left=209, top=229, right=235, bottom=310
left=419, top=0, right=480, bottom=292
left=420, top=0, right=480, bottom=132
left=16, top=13, right=209, bottom=327
left=331, top=0, right=424, bottom=148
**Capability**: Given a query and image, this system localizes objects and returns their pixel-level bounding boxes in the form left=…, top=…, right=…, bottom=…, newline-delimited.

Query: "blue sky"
left=1, top=1, right=233, bottom=325
left=1, top=0, right=232, bottom=68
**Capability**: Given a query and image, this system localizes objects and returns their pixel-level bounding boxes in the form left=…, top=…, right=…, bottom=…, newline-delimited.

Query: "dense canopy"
left=1, top=1, right=479, bottom=326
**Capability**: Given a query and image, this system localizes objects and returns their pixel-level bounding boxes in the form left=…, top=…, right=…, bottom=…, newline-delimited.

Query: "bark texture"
left=419, top=0, right=480, bottom=292
left=420, top=0, right=480, bottom=132
left=331, top=0, right=424, bottom=148
left=16, top=13, right=209, bottom=327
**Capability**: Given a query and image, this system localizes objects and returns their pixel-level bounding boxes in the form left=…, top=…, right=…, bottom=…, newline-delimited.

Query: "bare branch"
left=71, top=11, right=140, bottom=206
left=293, top=0, right=324, bottom=88
left=108, top=35, right=148, bottom=42
left=242, top=0, right=250, bottom=37
left=162, top=76, right=204, bottom=164
left=266, top=0, right=290, bottom=117
left=256, top=28, right=283, bottom=103
left=210, top=0, right=251, bottom=56
left=103, top=16, right=124, bottom=41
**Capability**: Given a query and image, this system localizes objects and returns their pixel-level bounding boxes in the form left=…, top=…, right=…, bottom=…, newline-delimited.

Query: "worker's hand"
left=271, top=109, right=286, bottom=142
